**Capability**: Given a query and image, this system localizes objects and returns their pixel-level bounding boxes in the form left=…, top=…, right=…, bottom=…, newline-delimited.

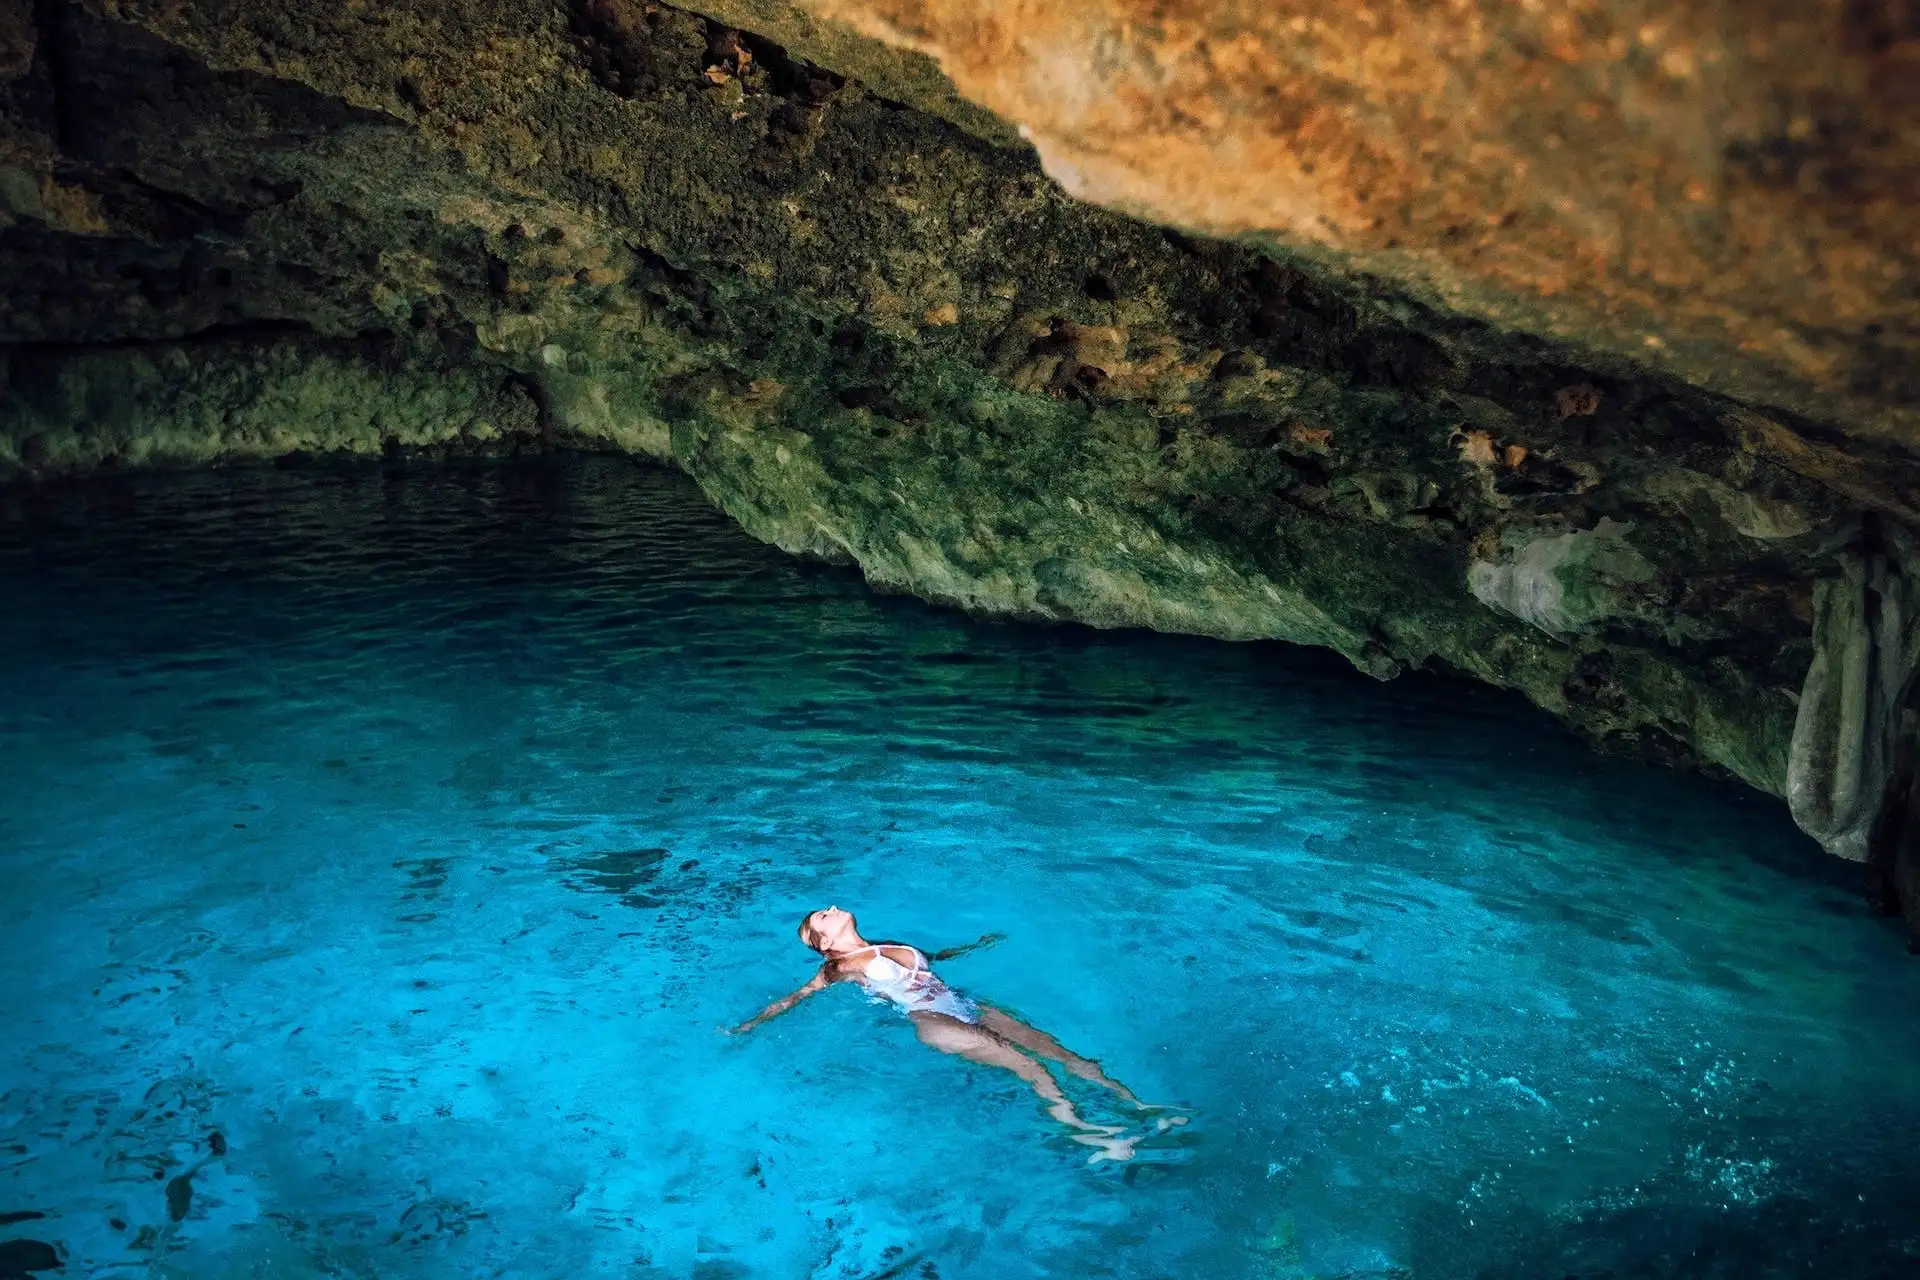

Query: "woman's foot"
left=1073, top=1132, right=1141, bottom=1164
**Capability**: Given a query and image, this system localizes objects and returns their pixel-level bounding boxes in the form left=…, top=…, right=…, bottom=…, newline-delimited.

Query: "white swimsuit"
left=847, top=944, right=980, bottom=1024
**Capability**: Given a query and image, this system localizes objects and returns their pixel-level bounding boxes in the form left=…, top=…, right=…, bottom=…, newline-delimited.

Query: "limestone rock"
left=800, top=0, right=1920, bottom=444
left=0, top=337, right=545, bottom=474
left=0, top=0, right=33, bottom=83
left=682, top=0, right=1023, bottom=147
left=1788, top=542, right=1920, bottom=861
left=0, top=0, right=1913, bottom=877
left=1468, top=519, right=1656, bottom=641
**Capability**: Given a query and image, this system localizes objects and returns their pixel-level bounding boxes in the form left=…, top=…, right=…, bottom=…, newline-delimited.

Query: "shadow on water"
left=554, top=846, right=676, bottom=909
left=1385, top=1101, right=1920, bottom=1279
left=1448, top=1180, right=1920, bottom=1279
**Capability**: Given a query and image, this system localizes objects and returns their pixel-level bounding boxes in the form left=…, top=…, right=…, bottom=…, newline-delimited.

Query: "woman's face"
left=803, top=906, right=857, bottom=953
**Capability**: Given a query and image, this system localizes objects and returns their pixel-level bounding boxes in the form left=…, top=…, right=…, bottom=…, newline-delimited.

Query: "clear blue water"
left=2, top=457, right=1917, bottom=1280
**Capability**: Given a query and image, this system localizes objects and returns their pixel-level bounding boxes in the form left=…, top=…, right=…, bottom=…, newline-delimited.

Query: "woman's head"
left=799, top=905, right=859, bottom=954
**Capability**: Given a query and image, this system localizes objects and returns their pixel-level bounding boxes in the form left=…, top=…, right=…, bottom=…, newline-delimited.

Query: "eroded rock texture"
left=0, top=1, right=1916, bottom=928
left=804, top=0, right=1920, bottom=445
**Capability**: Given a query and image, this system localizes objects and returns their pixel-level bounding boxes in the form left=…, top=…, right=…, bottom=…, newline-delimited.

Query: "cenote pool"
left=2, top=457, right=1917, bottom=1280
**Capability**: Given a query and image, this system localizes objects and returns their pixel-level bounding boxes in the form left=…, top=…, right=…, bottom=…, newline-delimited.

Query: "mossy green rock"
left=0, top=0, right=1910, bottom=888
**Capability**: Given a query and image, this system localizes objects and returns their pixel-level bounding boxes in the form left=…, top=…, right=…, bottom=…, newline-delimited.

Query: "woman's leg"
left=910, top=1012, right=1122, bottom=1136
left=973, top=1005, right=1145, bottom=1106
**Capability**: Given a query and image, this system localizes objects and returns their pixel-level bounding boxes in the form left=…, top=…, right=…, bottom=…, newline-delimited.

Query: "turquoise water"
left=1, top=457, right=1916, bottom=1280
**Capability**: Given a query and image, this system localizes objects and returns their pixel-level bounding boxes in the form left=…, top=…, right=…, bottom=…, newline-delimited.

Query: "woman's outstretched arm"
left=729, top=968, right=829, bottom=1034
left=930, top=932, right=1005, bottom=962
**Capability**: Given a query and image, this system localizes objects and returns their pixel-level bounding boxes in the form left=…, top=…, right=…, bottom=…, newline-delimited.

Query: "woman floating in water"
left=730, top=906, right=1182, bottom=1161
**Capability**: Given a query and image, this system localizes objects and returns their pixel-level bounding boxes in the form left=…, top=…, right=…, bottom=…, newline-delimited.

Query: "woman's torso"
left=837, top=943, right=979, bottom=1022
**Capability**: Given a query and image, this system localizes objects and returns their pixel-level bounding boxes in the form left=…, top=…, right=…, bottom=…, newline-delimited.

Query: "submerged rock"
left=0, top=1237, right=59, bottom=1275
left=0, top=0, right=1914, bottom=887
left=163, top=1173, right=192, bottom=1224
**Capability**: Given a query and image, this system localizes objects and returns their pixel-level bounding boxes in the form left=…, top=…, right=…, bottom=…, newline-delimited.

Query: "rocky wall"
left=0, top=0, right=1915, bottom=938
left=801, top=0, right=1920, bottom=445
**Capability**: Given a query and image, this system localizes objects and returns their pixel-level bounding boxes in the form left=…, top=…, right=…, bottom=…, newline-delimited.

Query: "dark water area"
left=1, top=456, right=1915, bottom=1279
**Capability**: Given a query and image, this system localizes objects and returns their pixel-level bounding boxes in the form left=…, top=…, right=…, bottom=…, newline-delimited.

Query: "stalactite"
left=1787, top=531, right=1920, bottom=864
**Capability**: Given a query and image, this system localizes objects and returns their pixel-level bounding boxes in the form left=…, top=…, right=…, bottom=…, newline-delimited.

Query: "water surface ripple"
left=1, top=458, right=1916, bottom=1279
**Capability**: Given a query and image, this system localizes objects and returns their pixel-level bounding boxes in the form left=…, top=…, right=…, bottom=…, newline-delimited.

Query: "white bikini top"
left=844, top=944, right=932, bottom=997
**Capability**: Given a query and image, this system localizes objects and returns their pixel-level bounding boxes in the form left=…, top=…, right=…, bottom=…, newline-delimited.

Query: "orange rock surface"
left=802, top=0, right=1920, bottom=442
